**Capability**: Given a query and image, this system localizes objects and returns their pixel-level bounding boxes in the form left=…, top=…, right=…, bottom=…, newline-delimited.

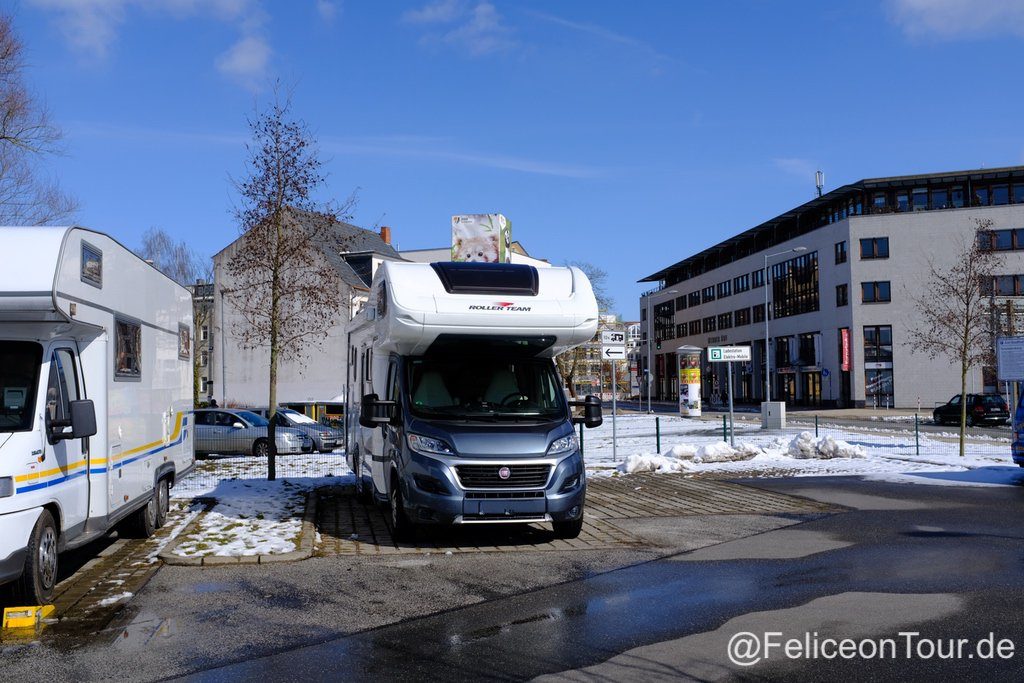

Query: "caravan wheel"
left=123, top=494, right=158, bottom=538
left=14, top=509, right=58, bottom=604
left=155, top=478, right=170, bottom=528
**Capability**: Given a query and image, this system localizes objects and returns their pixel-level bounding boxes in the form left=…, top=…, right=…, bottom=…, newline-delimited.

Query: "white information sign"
left=997, top=336, right=1024, bottom=381
left=708, top=346, right=752, bottom=363
left=602, top=345, right=626, bottom=360
left=601, top=330, right=626, bottom=345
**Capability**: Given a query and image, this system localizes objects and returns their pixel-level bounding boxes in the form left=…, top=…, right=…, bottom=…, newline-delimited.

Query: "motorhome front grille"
left=464, top=491, right=545, bottom=499
left=455, top=464, right=551, bottom=488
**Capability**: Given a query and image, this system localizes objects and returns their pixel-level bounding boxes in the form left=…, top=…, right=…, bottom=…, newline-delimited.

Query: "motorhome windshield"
left=0, top=341, right=43, bottom=433
left=408, top=356, right=567, bottom=421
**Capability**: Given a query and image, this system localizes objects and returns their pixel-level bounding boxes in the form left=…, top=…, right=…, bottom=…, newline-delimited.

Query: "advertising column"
left=677, top=346, right=702, bottom=417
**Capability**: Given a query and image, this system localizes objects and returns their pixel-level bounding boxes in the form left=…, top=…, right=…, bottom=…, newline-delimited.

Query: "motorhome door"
left=44, top=346, right=89, bottom=534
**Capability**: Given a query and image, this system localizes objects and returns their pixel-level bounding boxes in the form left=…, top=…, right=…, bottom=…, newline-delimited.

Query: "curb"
left=158, top=490, right=318, bottom=567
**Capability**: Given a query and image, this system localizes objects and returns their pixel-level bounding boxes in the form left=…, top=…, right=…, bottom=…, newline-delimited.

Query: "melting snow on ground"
left=582, top=414, right=1014, bottom=482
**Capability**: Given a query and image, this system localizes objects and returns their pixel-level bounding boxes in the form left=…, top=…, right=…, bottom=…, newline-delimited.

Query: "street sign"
left=997, top=336, right=1024, bottom=381
left=821, top=368, right=831, bottom=378
left=601, top=330, right=626, bottom=345
left=602, top=345, right=626, bottom=360
left=708, top=346, right=752, bottom=362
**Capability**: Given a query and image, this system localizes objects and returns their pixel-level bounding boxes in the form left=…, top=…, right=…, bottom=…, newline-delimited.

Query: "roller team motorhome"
left=346, top=261, right=602, bottom=540
left=0, top=227, right=194, bottom=602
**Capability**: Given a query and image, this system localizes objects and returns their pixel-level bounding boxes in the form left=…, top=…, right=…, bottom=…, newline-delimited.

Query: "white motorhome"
left=0, top=227, right=194, bottom=602
left=347, top=261, right=602, bottom=540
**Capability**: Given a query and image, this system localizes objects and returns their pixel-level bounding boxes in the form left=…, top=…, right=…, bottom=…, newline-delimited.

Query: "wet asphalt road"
left=183, top=478, right=1024, bottom=681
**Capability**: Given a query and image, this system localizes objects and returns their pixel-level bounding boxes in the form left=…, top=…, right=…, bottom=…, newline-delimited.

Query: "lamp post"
left=763, top=247, right=807, bottom=402
left=645, top=288, right=678, bottom=414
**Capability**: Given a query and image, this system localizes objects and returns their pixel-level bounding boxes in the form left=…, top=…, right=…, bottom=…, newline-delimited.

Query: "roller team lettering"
left=468, top=302, right=532, bottom=312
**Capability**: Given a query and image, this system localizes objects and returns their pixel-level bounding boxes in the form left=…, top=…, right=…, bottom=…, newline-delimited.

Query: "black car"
left=933, top=394, right=1009, bottom=426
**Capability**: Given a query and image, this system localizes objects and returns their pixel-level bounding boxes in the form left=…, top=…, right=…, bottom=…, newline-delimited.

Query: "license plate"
left=464, top=498, right=546, bottom=517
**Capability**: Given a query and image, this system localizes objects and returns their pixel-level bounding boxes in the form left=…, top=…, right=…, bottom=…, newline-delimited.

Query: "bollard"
left=722, top=415, right=727, bottom=442
left=579, top=422, right=584, bottom=457
left=914, top=413, right=919, bottom=456
left=815, top=415, right=819, bottom=438
left=655, top=416, right=661, bottom=453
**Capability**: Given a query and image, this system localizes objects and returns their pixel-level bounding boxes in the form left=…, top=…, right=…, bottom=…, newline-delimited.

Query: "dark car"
left=933, top=394, right=1009, bottom=426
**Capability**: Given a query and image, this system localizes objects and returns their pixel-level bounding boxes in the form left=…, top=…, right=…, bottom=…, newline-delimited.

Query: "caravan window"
left=81, top=242, right=103, bottom=288
left=0, top=341, right=43, bottom=433
left=115, top=318, right=142, bottom=380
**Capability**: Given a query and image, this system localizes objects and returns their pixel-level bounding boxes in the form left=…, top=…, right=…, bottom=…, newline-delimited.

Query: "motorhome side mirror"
left=359, top=393, right=396, bottom=428
left=570, top=395, right=603, bottom=428
left=68, top=399, right=97, bottom=439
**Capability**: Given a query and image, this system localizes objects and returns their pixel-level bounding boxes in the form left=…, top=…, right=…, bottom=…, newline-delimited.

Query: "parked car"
left=251, top=407, right=344, bottom=453
left=193, top=408, right=312, bottom=456
left=933, top=394, right=1009, bottom=426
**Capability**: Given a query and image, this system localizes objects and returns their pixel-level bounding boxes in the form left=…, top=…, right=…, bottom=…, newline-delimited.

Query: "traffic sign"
left=821, top=368, right=831, bottom=378
left=601, top=330, right=626, bottom=345
left=708, top=346, right=752, bottom=362
left=602, top=345, right=626, bottom=360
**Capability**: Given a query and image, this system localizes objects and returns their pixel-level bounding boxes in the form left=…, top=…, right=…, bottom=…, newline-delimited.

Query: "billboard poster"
left=451, top=214, right=512, bottom=263
left=678, top=347, right=702, bottom=417
left=840, top=328, right=850, bottom=371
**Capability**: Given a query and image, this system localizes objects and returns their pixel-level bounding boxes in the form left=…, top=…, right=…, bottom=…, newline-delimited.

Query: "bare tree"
left=135, top=227, right=214, bottom=404
left=0, top=13, right=77, bottom=224
left=907, top=219, right=1003, bottom=456
left=556, top=262, right=614, bottom=397
left=227, top=88, right=355, bottom=480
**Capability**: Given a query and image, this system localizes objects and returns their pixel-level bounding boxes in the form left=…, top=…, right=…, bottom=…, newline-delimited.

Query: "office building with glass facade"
left=638, top=165, right=1024, bottom=409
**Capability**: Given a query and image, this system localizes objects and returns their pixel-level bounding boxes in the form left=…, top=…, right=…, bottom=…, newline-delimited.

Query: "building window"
left=992, top=184, right=1010, bottom=205
left=931, top=188, right=949, bottom=209
left=717, top=280, right=732, bottom=298
left=676, top=323, right=686, bottom=339
left=702, top=316, right=716, bottom=333
left=859, top=237, right=889, bottom=259
left=771, top=251, right=820, bottom=318
left=702, top=286, right=715, bottom=303
left=200, top=325, right=209, bottom=341
left=836, top=284, right=848, bottom=307
left=640, top=308, right=647, bottom=321
left=689, top=320, right=701, bottom=335
left=980, top=229, right=1024, bottom=252
left=688, top=291, right=701, bottom=307
left=201, top=376, right=209, bottom=392
left=675, top=295, right=687, bottom=310
left=835, top=241, right=847, bottom=264
left=735, top=307, right=751, bottom=326
left=952, top=186, right=965, bottom=208
left=753, top=304, right=766, bottom=323
left=992, top=275, right=1024, bottom=296
left=798, top=333, right=818, bottom=365
left=861, top=281, right=891, bottom=303
left=752, top=269, right=765, bottom=288
left=872, top=192, right=887, bottom=211
left=896, top=191, right=909, bottom=212
left=911, top=188, right=928, bottom=211
left=717, top=312, right=733, bottom=329
left=774, top=336, right=792, bottom=368
left=654, top=301, right=675, bottom=341
left=973, top=187, right=989, bottom=206
left=734, top=273, right=750, bottom=293
left=200, top=350, right=209, bottom=367
left=864, top=325, right=894, bottom=405
left=114, top=318, right=142, bottom=380
left=1014, top=184, right=1024, bottom=204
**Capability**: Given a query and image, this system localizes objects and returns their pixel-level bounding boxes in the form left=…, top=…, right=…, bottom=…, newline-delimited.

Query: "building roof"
left=639, top=165, right=1024, bottom=285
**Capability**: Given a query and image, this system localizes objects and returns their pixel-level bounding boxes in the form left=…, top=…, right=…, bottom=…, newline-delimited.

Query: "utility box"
left=761, top=401, right=786, bottom=429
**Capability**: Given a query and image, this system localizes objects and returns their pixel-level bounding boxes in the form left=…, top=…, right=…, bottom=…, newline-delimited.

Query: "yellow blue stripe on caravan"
left=13, top=413, right=188, bottom=494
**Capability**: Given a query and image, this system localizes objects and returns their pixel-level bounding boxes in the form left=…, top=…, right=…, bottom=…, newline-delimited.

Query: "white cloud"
left=525, top=9, right=670, bottom=63
left=216, top=35, right=271, bottom=89
left=29, top=0, right=272, bottom=89
left=403, top=1, right=516, bottom=56
left=315, top=0, right=338, bottom=23
left=401, top=0, right=462, bottom=24
left=888, top=0, right=1024, bottom=39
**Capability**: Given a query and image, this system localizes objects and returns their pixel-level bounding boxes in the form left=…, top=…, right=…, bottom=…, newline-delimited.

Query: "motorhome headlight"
left=547, top=433, right=579, bottom=456
left=407, top=433, right=455, bottom=457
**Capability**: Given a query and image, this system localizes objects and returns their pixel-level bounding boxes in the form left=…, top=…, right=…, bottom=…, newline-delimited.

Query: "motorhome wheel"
left=155, top=478, right=170, bottom=528
left=14, top=509, right=58, bottom=603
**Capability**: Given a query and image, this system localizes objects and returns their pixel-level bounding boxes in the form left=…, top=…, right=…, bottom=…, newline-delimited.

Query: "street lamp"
left=645, top=287, right=678, bottom=414
left=763, top=247, right=807, bottom=402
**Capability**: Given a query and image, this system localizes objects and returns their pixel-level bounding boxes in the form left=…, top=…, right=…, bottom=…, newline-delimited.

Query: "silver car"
left=252, top=408, right=344, bottom=453
left=193, top=408, right=311, bottom=456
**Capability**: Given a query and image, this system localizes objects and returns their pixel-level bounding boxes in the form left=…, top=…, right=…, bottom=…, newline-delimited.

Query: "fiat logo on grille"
left=498, top=466, right=511, bottom=480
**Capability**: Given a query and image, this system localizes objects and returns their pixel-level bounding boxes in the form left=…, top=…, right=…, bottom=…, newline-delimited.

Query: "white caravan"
left=347, top=261, right=603, bottom=540
left=0, top=227, right=194, bottom=602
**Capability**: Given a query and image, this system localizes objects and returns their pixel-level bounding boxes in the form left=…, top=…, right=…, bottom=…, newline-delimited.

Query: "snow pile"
left=787, top=432, right=865, bottom=460
left=693, top=441, right=760, bottom=463
left=618, top=453, right=688, bottom=474
left=98, top=592, right=133, bottom=607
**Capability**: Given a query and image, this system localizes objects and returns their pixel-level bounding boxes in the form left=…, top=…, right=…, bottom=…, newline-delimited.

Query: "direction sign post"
left=707, top=345, right=752, bottom=448
left=600, top=330, right=627, bottom=462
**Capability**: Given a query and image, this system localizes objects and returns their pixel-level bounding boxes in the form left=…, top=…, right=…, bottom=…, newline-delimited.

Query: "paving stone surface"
left=314, top=473, right=837, bottom=556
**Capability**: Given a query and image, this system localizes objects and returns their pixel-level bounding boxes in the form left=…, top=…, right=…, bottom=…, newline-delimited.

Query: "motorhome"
left=0, top=227, right=194, bottom=602
left=346, top=261, right=602, bottom=540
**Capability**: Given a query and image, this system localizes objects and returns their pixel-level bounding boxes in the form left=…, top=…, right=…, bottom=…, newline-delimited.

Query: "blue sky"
left=11, top=0, right=1024, bottom=317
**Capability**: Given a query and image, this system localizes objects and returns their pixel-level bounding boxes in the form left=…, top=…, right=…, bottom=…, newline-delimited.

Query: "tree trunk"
left=959, top=353, right=968, bottom=458
left=267, top=219, right=282, bottom=481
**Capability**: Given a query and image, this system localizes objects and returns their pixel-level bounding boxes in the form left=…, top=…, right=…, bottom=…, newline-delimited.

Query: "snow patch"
left=97, top=592, right=133, bottom=607
left=788, top=432, right=865, bottom=459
